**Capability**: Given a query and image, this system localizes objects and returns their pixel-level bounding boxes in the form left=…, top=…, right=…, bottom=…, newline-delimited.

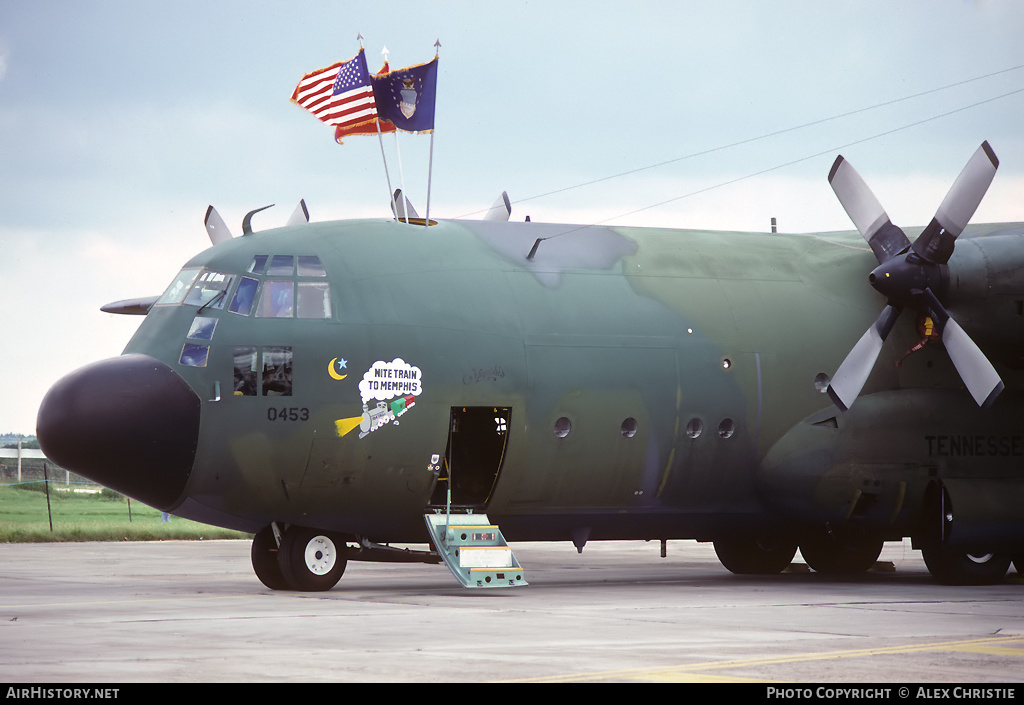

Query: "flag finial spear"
left=356, top=33, right=365, bottom=48
left=382, top=45, right=389, bottom=63
left=434, top=38, right=441, bottom=57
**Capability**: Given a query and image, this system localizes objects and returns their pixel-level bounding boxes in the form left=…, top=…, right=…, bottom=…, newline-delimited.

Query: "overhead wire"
left=455, top=63, right=1024, bottom=223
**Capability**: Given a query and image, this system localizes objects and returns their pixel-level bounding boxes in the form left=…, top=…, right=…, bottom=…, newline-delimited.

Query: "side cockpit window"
left=233, top=346, right=293, bottom=397
left=229, top=277, right=259, bottom=316
left=233, top=347, right=258, bottom=396
left=262, top=347, right=293, bottom=396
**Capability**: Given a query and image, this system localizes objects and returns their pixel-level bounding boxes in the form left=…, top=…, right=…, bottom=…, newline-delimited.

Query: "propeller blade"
left=482, top=191, right=512, bottom=221
left=912, top=141, right=999, bottom=264
left=828, top=155, right=910, bottom=263
left=287, top=199, right=309, bottom=226
left=922, top=288, right=1003, bottom=408
left=827, top=305, right=900, bottom=411
left=204, top=206, right=233, bottom=245
left=942, top=317, right=1004, bottom=408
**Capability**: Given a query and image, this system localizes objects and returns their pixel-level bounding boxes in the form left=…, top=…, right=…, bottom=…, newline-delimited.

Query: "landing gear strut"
left=251, top=524, right=289, bottom=590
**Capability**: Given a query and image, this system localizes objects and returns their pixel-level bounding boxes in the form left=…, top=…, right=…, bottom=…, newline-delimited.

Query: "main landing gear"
left=251, top=524, right=348, bottom=591
left=915, top=484, right=1012, bottom=586
left=798, top=529, right=884, bottom=575
left=713, top=535, right=798, bottom=575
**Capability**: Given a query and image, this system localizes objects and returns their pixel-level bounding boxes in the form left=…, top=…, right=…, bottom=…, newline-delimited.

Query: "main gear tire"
left=714, top=536, right=797, bottom=575
left=799, top=532, right=883, bottom=574
left=920, top=543, right=1010, bottom=586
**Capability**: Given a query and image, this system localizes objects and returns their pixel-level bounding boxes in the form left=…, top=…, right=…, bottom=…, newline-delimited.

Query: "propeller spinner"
left=826, top=141, right=1002, bottom=411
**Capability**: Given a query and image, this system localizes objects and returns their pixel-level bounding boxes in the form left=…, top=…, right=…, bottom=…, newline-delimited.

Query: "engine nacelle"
left=760, top=389, right=1024, bottom=552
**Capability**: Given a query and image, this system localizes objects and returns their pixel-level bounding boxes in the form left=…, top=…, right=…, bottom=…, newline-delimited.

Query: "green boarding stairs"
left=424, top=512, right=527, bottom=588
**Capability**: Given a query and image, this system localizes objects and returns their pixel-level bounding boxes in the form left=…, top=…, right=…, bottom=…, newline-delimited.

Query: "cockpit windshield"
left=156, top=268, right=234, bottom=309
left=157, top=269, right=201, bottom=305
left=184, top=271, right=235, bottom=310
left=157, top=255, right=331, bottom=319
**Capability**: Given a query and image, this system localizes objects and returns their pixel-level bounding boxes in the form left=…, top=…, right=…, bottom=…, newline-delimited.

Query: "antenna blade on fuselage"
left=482, top=191, right=511, bottom=221
left=391, top=189, right=419, bottom=221
left=204, top=206, right=234, bottom=244
left=287, top=199, right=309, bottom=226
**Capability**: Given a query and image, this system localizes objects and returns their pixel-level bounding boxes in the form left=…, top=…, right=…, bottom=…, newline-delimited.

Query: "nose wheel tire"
left=277, top=526, right=347, bottom=591
left=251, top=525, right=290, bottom=590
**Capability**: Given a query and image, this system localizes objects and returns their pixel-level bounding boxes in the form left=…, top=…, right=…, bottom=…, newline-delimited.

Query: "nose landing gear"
left=251, top=523, right=348, bottom=591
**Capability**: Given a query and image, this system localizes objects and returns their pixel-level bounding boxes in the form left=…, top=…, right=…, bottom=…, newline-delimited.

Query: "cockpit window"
left=297, top=282, right=332, bottom=318
left=179, top=343, right=210, bottom=367
left=157, top=269, right=201, bottom=306
left=228, top=277, right=259, bottom=316
left=232, top=346, right=292, bottom=396
left=297, top=255, right=326, bottom=277
left=267, top=255, right=295, bottom=276
left=247, top=255, right=268, bottom=275
left=256, top=281, right=294, bottom=318
left=183, top=271, right=235, bottom=309
left=233, top=347, right=258, bottom=396
left=262, top=346, right=293, bottom=396
left=187, top=317, right=217, bottom=340
left=160, top=256, right=331, bottom=318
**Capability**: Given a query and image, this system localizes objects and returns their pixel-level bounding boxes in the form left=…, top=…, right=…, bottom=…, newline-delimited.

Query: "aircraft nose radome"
left=36, top=354, right=200, bottom=510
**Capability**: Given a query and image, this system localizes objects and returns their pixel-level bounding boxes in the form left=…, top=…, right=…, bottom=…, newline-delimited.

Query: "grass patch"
left=0, top=483, right=250, bottom=542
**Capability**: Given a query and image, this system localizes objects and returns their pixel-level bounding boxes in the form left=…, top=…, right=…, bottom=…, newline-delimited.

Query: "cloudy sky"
left=2, top=1, right=1024, bottom=434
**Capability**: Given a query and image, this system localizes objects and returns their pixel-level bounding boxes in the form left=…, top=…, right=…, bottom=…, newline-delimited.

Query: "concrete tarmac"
left=0, top=538, right=1022, bottom=684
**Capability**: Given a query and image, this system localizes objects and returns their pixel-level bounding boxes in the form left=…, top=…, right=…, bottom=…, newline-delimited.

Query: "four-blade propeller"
left=826, top=141, right=1002, bottom=411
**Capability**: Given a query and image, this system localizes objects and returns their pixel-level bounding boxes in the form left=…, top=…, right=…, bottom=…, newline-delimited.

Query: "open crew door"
left=428, top=406, right=510, bottom=510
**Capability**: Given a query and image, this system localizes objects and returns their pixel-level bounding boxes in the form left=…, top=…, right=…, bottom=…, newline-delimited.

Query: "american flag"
left=291, top=49, right=377, bottom=129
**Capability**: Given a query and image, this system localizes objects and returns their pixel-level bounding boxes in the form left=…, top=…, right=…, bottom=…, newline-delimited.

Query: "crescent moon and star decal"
left=328, top=357, right=348, bottom=381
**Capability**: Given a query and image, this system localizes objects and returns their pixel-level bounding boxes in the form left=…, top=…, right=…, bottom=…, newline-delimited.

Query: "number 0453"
left=267, top=407, right=310, bottom=422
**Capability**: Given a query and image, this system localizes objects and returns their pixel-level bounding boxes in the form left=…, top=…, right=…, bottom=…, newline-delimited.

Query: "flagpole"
left=376, top=122, right=397, bottom=221
left=425, top=39, right=440, bottom=227
left=425, top=131, right=435, bottom=226
left=394, top=133, right=409, bottom=222
left=373, top=44, right=397, bottom=220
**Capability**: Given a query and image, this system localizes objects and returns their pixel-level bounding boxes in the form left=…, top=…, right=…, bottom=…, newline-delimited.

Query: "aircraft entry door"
left=429, top=406, right=510, bottom=510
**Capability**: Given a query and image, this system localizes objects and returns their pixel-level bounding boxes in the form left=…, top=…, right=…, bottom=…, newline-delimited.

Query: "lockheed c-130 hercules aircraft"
left=37, top=141, right=1024, bottom=590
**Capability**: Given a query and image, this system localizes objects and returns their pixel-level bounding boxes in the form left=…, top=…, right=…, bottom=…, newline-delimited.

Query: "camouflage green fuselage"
left=121, top=217, right=1024, bottom=550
